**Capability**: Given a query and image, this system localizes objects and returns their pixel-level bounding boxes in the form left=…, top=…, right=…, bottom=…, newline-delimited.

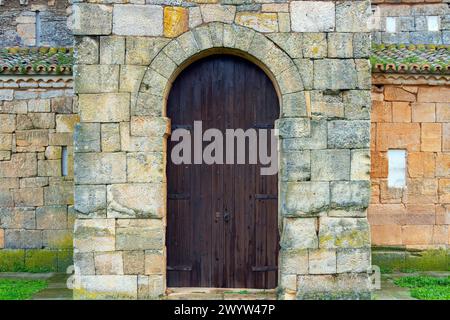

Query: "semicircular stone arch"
left=135, top=22, right=308, bottom=120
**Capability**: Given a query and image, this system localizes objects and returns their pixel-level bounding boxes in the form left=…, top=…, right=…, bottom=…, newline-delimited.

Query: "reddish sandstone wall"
left=369, top=84, right=450, bottom=249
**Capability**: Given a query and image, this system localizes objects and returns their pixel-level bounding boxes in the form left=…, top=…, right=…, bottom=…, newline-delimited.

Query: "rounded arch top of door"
left=166, top=54, right=280, bottom=289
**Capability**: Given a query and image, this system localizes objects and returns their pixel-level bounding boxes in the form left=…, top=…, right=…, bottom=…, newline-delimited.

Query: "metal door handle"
left=223, top=211, right=230, bottom=222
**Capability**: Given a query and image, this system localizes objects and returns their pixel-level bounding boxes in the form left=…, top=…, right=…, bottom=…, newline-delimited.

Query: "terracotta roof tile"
left=0, top=47, right=73, bottom=75
left=371, top=44, right=450, bottom=74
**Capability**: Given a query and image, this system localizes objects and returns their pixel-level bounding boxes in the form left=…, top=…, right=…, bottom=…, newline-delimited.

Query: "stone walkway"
left=2, top=272, right=448, bottom=300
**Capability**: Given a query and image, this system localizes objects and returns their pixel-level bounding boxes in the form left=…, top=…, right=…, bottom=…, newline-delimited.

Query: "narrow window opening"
left=388, top=150, right=406, bottom=188
left=35, top=11, right=41, bottom=46
left=427, top=16, right=439, bottom=32
left=61, top=146, right=68, bottom=177
left=386, top=17, right=397, bottom=33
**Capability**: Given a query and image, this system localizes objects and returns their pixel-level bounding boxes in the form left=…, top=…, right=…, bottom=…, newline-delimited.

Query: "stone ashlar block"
left=74, top=275, right=138, bottom=300
left=113, top=5, right=163, bottom=36
left=290, top=1, right=335, bottom=32
left=336, top=248, right=371, bottom=273
left=164, top=6, right=189, bottom=38
left=279, top=249, right=308, bottom=275
left=13, top=188, right=44, bottom=207
left=36, top=206, right=67, bottom=230
left=351, top=149, right=371, bottom=181
left=94, top=251, right=124, bottom=275
left=124, top=251, right=145, bottom=275
left=74, top=123, right=101, bottom=153
left=0, top=153, right=37, bottom=178
left=276, top=118, right=310, bottom=139
left=235, top=12, right=278, bottom=33
left=72, top=4, right=113, bottom=35
left=74, top=65, right=119, bottom=94
left=74, top=185, right=107, bottom=217
left=5, top=229, right=42, bottom=249
left=144, top=250, right=165, bottom=275
left=44, top=183, right=74, bottom=206
left=100, top=36, right=125, bottom=65
left=74, top=252, right=95, bottom=275
left=281, top=182, right=330, bottom=216
left=308, top=249, right=337, bottom=274
left=327, top=120, right=370, bottom=149
left=200, top=4, right=236, bottom=24
left=125, top=37, right=170, bottom=66
left=0, top=114, right=16, bottom=133
left=79, top=93, right=130, bottom=122
left=73, top=219, right=115, bottom=253
left=101, top=123, right=121, bottom=152
left=280, top=150, right=310, bottom=182
left=319, top=217, right=371, bottom=249
left=280, top=217, right=318, bottom=250
left=116, top=219, right=164, bottom=251
left=0, top=207, right=35, bottom=229
left=331, top=181, right=370, bottom=210
left=314, top=59, right=358, bottom=90
left=311, top=149, right=351, bottom=181
left=336, top=1, right=371, bottom=33
left=74, top=152, right=126, bottom=185
left=107, top=183, right=166, bottom=219
left=127, top=152, right=164, bottom=183
left=281, top=120, right=327, bottom=151
left=75, top=37, right=99, bottom=65
left=137, top=274, right=164, bottom=300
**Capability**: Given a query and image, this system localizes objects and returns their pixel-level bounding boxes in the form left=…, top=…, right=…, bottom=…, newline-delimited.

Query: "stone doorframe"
left=73, top=22, right=372, bottom=300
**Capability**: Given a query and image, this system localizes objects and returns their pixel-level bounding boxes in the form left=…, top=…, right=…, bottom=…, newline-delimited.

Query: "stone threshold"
left=166, top=287, right=277, bottom=300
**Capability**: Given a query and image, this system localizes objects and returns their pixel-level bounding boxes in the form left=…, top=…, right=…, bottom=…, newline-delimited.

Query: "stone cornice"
left=0, top=75, right=73, bottom=89
left=372, top=72, right=450, bottom=85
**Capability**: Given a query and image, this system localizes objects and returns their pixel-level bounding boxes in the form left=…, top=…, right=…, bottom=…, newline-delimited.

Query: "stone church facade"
left=0, top=0, right=448, bottom=299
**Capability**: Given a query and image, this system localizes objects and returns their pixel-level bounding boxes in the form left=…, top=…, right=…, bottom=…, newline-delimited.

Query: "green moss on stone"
left=372, top=249, right=449, bottom=273
left=57, top=250, right=73, bottom=273
left=24, top=250, right=58, bottom=273
left=0, top=250, right=26, bottom=272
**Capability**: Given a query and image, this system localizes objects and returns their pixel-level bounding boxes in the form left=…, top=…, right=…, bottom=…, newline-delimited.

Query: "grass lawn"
left=0, top=279, right=48, bottom=300
left=394, top=276, right=450, bottom=300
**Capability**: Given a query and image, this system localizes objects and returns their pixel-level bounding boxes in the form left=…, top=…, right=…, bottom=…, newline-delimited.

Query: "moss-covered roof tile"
left=0, top=47, right=73, bottom=75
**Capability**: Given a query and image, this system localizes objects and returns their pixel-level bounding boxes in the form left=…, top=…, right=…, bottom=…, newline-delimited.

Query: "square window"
left=427, top=16, right=439, bottom=32
left=386, top=17, right=397, bottom=33
left=388, top=150, right=406, bottom=188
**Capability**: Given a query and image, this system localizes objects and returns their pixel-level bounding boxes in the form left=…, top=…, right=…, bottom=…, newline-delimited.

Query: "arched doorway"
left=166, top=55, right=280, bottom=289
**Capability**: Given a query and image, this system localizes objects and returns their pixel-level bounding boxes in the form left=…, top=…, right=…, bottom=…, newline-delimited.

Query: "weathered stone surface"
left=0, top=114, right=16, bottom=133
left=200, top=4, right=236, bottom=24
left=149, top=52, right=177, bottom=79
left=44, top=183, right=74, bottom=206
left=0, top=134, right=12, bottom=151
left=72, top=4, right=112, bottom=35
left=290, top=1, right=335, bottom=32
left=75, top=152, right=126, bottom=184
left=309, top=249, right=337, bottom=274
left=116, top=219, right=164, bottom=250
left=120, top=122, right=165, bottom=152
left=281, top=182, right=329, bottom=216
left=336, top=1, right=371, bottom=32
left=125, top=37, right=170, bottom=66
left=107, top=183, right=165, bottom=219
left=281, top=92, right=307, bottom=118
left=235, top=12, right=278, bottom=33
left=328, top=33, right=353, bottom=58
left=74, top=65, right=119, bottom=93
left=281, top=120, right=327, bottom=151
left=101, top=123, right=121, bottom=152
left=56, top=115, right=80, bottom=133
left=100, top=36, right=125, bottom=64
left=351, top=149, right=370, bottom=180
left=120, top=65, right=147, bottom=93
left=79, top=93, right=130, bottom=122
left=144, top=249, right=165, bottom=275
left=276, top=118, right=310, bottom=138
left=44, top=146, right=61, bottom=160
left=113, top=5, right=163, bottom=36
left=95, top=252, right=124, bottom=275
left=74, top=252, right=95, bottom=275
left=0, top=207, right=35, bottom=229
left=0, top=153, right=37, bottom=178
left=331, top=181, right=370, bottom=209
left=20, top=177, right=47, bottom=189
left=164, top=6, right=188, bottom=38
left=281, top=218, right=318, bottom=249
left=311, top=149, right=350, bottom=181
left=42, top=230, right=72, bottom=249
left=314, top=59, right=357, bottom=90
left=5, top=229, right=42, bottom=249
left=130, top=116, right=170, bottom=138
left=28, top=100, right=51, bottom=113
left=280, top=150, right=310, bottom=182
left=0, top=188, right=13, bottom=207
left=189, top=6, right=202, bottom=29
left=73, top=219, right=115, bottom=252
left=74, top=123, right=101, bottom=153
left=16, top=130, right=49, bottom=151
left=343, top=90, right=371, bottom=120
left=74, top=275, right=137, bottom=300
left=74, top=185, right=107, bottom=217
left=75, top=36, right=99, bottom=65
left=36, top=206, right=67, bottom=230
left=127, top=152, right=164, bottom=183
left=280, top=249, right=308, bottom=275
left=336, top=248, right=371, bottom=273
left=319, top=217, right=371, bottom=249
left=297, top=273, right=371, bottom=299
left=137, top=275, right=164, bottom=300
left=13, top=188, right=44, bottom=207
left=328, top=120, right=370, bottom=149
left=302, top=33, right=327, bottom=59
left=123, top=251, right=145, bottom=275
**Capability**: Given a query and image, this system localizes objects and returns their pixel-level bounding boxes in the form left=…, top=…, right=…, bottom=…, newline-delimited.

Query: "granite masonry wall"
left=0, top=0, right=72, bottom=46
left=371, top=1, right=450, bottom=44
left=72, top=0, right=373, bottom=300
left=0, top=82, right=77, bottom=272
left=369, top=84, right=450, bottom=249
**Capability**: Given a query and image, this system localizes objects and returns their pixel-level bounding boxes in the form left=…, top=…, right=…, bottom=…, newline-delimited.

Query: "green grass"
left=0, top=279, right=48, bottom=300
left=394, top=276, right=450, bottom=300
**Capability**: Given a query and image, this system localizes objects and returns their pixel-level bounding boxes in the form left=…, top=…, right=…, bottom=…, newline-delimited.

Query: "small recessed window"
left=35, top=11, right=41, bottom=46
left=388, top=150, right=406, bottom=188
left=427, top=16, right=439, bottom=31
left=386, top=17, right=397, bottom=33
left=61, top=146, right=68, bottom=177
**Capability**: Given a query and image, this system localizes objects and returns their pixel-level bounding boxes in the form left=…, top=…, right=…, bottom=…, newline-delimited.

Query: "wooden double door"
left=166, top=55, right=279, bottom=289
